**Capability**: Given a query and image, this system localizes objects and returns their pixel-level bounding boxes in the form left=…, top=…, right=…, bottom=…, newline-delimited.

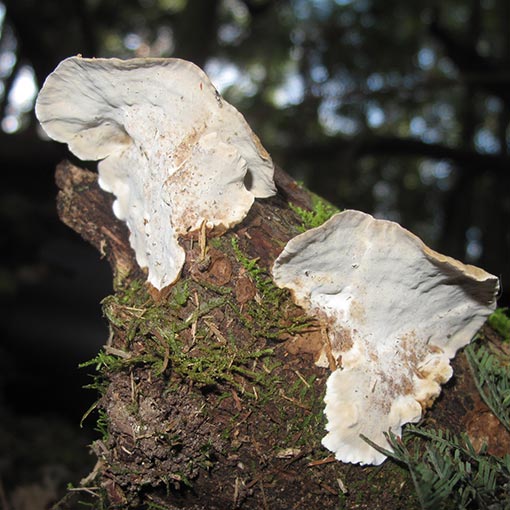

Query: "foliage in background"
left=2, top=1, right=510, bottom=505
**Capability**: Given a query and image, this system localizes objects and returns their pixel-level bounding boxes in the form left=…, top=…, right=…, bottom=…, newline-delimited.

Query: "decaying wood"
left=54, top=161, right=509, bottom=510
left=55, top=161, right=140, bottom=282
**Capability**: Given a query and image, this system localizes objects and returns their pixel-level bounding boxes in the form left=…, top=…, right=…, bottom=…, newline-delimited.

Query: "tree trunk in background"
left=52, top=161, right=506, bottom=510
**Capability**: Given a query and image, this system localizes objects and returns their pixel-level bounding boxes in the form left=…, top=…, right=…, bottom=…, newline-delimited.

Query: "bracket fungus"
left=272, top=210, right=499, bottom=465
left=36, top=56, right=276, bottom=289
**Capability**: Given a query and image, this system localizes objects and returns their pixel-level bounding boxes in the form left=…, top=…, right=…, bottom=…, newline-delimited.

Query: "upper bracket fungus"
left=272, top=210, right=499, bottom=465
left=36, top=56, right=276, bottom=289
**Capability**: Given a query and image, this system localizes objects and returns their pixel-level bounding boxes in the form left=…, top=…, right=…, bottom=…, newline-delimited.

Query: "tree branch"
left=55, top=161, right=141, bottom=284
left=293, top=134, right=510, bottom=173
left=429, top=15, right=510, bottom=102
left=172, top=0, right=221, bottom=68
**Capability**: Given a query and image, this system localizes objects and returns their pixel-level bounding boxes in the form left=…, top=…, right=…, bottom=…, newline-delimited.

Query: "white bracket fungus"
left=272, top=210, right=499, bottom=465
left=36, top=56, right=276, bottom=289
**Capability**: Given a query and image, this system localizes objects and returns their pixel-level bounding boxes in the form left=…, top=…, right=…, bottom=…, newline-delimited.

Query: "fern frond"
left=465, top=342, right=510, bottom=433
left=362, top=426, right=510, bottom=510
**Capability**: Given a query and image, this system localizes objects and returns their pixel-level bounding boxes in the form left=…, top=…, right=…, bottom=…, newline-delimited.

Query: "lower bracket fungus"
left=35, top=56, right=276, bottom=290
left=272, top=210, right=499, bottom=465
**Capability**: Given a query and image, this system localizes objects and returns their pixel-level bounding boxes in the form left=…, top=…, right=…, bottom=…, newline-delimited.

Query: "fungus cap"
left=272, top=210, right=499, bottom=465
left=36, top=56, right=276, bottom=289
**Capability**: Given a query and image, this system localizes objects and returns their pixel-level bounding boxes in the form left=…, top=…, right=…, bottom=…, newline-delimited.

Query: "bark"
left=52, top=161, right=508, bottom=510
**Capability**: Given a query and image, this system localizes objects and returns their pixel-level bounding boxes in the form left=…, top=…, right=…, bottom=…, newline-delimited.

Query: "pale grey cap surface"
left=273, top=210, right=499, bottom=465
left=36, top=56, right=276, bottom=289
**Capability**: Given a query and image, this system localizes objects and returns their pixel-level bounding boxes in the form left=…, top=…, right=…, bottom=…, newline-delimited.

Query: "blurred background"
left=1, top=0, right=509, bottom=507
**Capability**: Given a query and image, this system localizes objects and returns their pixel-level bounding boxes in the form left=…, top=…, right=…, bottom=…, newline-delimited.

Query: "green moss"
left=170, top=280, right=190, bottom=307
left=230, top=236, right=276, bottom=293
left=208, top=236, right=226, bottom=250
left=83, top=267, right=290, bottom=404
left=289, top=195, right=339, bottom=232
left=80, top=350, right=128, bottom=372
left=91, top=235, right=311, bottom=399
left=94, top=409, right=110, bottom=440
left=160, top=329, right=275, bottom=394
left=275, top=372, right=326, bottom=449
left=80, top=232, right=330, bottom=501
left=488, top=307, right=510, bottom=342
left=230, top=236, right=312, bottom=339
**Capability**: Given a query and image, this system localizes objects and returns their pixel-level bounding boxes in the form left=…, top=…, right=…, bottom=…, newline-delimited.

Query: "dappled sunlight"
left=0, top=49, right=15, bottom=78
left=419, top=160, right=453, bottom=191
left=475, top=127, right=501, bottom=154
left=0, top=1, right=38, bottom=134
left=2, top=65, right=38, bottom=134
left=366, top=104, right=384, bottom=128
left=205, top=57, right=260, bottom=99
left=272, top=70, right=305, bottom=107
left=416, top=47, right=436, bottom=70
left=466, top=226, right=483, bottom=262
left=318, top=101, right=361, bottom=135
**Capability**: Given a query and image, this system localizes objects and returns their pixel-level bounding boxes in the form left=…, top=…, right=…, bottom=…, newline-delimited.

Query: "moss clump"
left=230, top=236, right=284, bottom=303
left=289, top=195, right=339, bottom=232
left=88, top=277, right=279, bottom=396
left=276, top=371, right=326, bottom=449
left=488, top=308, right=510, bottom=342
left=77, top=226, right=335, bottom=508
left=231, top=236, right=312, bottom=339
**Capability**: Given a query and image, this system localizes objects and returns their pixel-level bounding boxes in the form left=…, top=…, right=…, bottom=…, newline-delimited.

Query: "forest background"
left=1, top=0, right=509, bottom=506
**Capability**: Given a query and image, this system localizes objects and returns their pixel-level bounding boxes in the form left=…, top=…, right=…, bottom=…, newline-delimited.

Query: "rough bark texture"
left=53, top=161, right=509, bottom=510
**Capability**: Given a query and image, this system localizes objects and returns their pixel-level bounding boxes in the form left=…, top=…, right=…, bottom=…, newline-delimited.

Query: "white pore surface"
left=272, top=210, right=499, bottom=465
left=35, top=56, right=276, bottom=289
